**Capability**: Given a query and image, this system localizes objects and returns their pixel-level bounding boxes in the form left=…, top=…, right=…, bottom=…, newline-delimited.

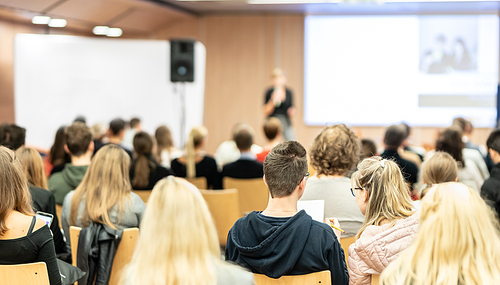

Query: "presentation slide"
left=304, top=15, right=499, bottom=127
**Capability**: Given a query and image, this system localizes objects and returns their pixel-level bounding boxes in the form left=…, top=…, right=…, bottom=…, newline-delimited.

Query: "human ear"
left=363, top=190, right=369, bottom=202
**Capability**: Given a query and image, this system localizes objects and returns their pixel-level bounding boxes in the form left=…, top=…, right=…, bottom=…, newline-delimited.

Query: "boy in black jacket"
left=225, top=141, right=349, bottom=285
left=481, top=129, right=500, bottom=220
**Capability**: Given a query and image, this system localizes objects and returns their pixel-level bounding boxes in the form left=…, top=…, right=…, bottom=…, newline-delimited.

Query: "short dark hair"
left=264, top=141, right=308, bottom=198
left=384, top=125, right=406, bottom=148
left=0, top=124, right=26, bottom=150
left=73, top=116, right=86, bottom=124
left=234, top=129, right=253, bottom=151
left=109, top=118, right=126, bottom=135
left=129, top=118, right=141, bottom=128
left=65, top=122, right=92, bottom=157
left=400, top=122, right=410, bottom=140
left=487, top=129, right=500, bottom=154
left=263, top=118, right=282, bottom=140
left=361, top=139, right=377, bottom=159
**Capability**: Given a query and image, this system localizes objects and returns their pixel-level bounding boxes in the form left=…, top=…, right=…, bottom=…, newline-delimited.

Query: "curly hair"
left=310, top=124, right=360, bottom=176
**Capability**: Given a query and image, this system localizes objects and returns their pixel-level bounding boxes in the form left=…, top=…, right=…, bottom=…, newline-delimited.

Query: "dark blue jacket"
left=225, top=210, right=349, bottom=285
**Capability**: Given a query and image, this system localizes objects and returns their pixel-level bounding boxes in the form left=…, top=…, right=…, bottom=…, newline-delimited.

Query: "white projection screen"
left=15, top=34, right=205, bottom=149
left=304, top=15, right=499, bottom=127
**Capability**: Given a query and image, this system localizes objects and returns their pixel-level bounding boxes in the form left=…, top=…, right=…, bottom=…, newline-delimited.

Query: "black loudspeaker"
left=170, top=39, right=195, bottom=82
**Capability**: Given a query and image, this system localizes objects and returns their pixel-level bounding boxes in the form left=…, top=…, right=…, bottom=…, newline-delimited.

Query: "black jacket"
left=481, top=163, right=500, bottom=220
left=381, top=149, right=419, bottom=185
left=225, top=210, right=348, bottom=285
left=77, top=223, right=123, bottom=285
left=222, top=159, right=264, bottom=180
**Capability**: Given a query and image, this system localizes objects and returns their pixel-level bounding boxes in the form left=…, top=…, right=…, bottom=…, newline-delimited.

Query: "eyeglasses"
left=350, top=187, right=362, bottom=197
left=298, top=172, right=310, bottom=185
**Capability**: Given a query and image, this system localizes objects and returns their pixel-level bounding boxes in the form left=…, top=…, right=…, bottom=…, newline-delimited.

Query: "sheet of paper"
left=297, top=200, right=324, bottom=222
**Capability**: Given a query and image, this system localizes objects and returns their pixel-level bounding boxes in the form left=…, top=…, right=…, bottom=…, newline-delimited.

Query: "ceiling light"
left=32, top=16, right=51, bottom=25
left=106, top=28, right=123, bottom=37
left=93, top=26, right=109, bottom=35
left=48, top=19, right=67, bottom=28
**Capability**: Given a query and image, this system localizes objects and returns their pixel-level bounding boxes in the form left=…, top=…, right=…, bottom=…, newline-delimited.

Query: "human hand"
left=324, top=217, right=342, bottom=240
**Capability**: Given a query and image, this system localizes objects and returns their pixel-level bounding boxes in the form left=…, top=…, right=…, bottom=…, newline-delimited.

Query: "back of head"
left=129, top=118, right=141, bottom=129
left=436, top=127, right=464, bottom=166
left=155, top=125, right=174, bottom=151
left=73, top=116, right=86, bottom=124
left=70, top=144, right=131, bottom=229
left=263, top=117, right=283, bottom=141
left=486, top=129, right=500, bottom=154
left=109, top=118, right=126, bottom=136
left=351, top=157, right=414, bottom=239
left=361, top=139, right=377, bottom=159
left=49, top=126, right=68, bottom=165
left=0, top=124, right=26, bottom=150
left=381, top=182, right=500, bottom=284
left=421, top=152, right=458, bottom=198
left=0, top=146, right=33, bottom=235
left=16, top=147, right=48, bottom=189
left=233, top=125, right=254, bottom=151
left=123, top=176, right=220, bottom=285
left=452, top=117, right=467, bottom=132
left=400, top=122, right=411, bottom=140
left=132, top=132, right=154, bottom=189
left=310, top=124, right=360, bottom=176
left=264, top=141, right=307, bottom=198
left=65, top=122, right=92, bottom=157
left=384, top=124, right=406, bottom=148
left=186, top=126, right=208, bottom=179
left=91, top=123, right=105, bottom=141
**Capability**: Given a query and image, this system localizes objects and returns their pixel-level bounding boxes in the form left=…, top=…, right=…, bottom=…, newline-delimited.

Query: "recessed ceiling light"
left=93, top=26, right=109, bottom=35
left=32, top=16, right=51, bottom=25
left=107, top=28, right=123, bottom=37
left=48, top=19, right=67, bottom=28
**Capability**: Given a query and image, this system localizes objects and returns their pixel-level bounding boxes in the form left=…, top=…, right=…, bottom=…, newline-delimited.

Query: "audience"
left=300, top=124, right=364, bottom=237
left=381, top=182, right=500, bottom=284
left=420, top=151, right=458, bottom=199
left=17, top=147, right=66, bottom=254
left=360, top=139, right=377, bottom=160
left=130, top=132, right=172, bottom=190
left=225, top=141, right=349, bottom=284
left=0, top=123, right=26, bottom=150
left=48, top=126, right=71, bottom=176
left=214, top=123, right=263, bottom=170
left=256, top=117, right=283, bottom=163
left=122, top=117, right=141, bottom=151
left=171, top=126, right=221, bottom=189
left=221, top=125, right=263, bottom=180
left=48, top=122, right=93, bottom=205
left=155, top=125, right=182, bottom=169
left=0, top=146, right=61, bottom=285
left=121, top=176, right=255, bottom=285
left=349, top=157, right=418, bottom=284
left=61, top=144, right=146, bottom=252
left=398, top=123, right=422, bottom=168
left=94, top=118, right=133, bottom=158
left=380, top=125, right=419, bottom=187
left=481, top=129, right=500, bottom=221
left=399, top=122, right=425, bottom=160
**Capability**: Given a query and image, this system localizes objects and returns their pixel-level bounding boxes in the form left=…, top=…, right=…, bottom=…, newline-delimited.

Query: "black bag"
left=57, top=259, right=86, bottom=285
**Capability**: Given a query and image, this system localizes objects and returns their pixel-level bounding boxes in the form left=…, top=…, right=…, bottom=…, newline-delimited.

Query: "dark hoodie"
left=225, top=210, right=349, bottom=285
left=48, top=163, right=88, bottom=205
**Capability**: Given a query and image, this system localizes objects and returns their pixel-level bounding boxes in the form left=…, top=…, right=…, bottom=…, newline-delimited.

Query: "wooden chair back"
left=55, top=204, right=63, bottom=228
left=253, top=270, right=331, bottom=285
left=132, top=190, right=152, bottom=203
left=371, top=274, right=380, bottom=285
left=70, top=226, right=139, bottom=285
left=223, top=177, right=268, bottom=215
left=187, top=177, right=207, bottom=189
left=199, top=189, right=240, bottom=245
left=0, top=262, right=50, bottom=285
left=339, top=236, right=356, bottom=267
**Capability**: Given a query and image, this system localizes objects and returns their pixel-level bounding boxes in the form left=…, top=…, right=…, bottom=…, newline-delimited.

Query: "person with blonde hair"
left=17, top=147, right=66, bottom=254
left=300, top=124, right=365, bottom=237
left=348, top=157, right=418, bottom=284
left=171, top=126, right=221, bottom=189
left=155, top=125, right=182, bottom=169
left=0, top=146, right=61, bottom=285
left=61, top=144, right=146, bottom=252
left=420, top=151, right=458, bottom=198
left=122, top=176, right=255, bottom=285
left=381, top=182, right=500, bottom=285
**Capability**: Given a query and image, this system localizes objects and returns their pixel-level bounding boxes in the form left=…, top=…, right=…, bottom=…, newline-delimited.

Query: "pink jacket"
left=347, top=213, right=419, bottom=285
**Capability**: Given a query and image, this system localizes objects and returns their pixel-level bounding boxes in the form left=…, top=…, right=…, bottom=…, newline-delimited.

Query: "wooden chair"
left=199, top=189, right=240, bottom=246
left=55, top=204, right=63, bottom=228
left=371, top=274, right=380, bottom=285
left=0, top=262, right=50, bottom=285
left=132, top=190, right=152, bottom=203
left=187, top=177, right=207, bottom=189
left=223, top=177, right=269, bottom=216
left=253, top=270, right=331, bottom=285
left=70, top=226, right=139, bottom=285
left=339, top=236, right=356, bottom=267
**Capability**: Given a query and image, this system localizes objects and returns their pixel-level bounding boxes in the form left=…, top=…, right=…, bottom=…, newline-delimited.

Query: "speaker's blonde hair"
left=186, top=126, right=208, bottom=179
left=381, top=182, right=500, bottom=285
left=16, top=147, right=48, bottom=189
left=352, top=157, right=414, bottom=239
left=122, top=176, right=222, bottom=285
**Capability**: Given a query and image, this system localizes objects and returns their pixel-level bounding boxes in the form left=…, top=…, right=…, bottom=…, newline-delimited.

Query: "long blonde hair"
left=16, top=147, right=48, bottom=189
left=70, top=145, right=131, bottom=229
left=421, top=151, right=458, bottom=198
left=186, top=126, right=208, bottom=179
left=122, top=176, right=221, bottom=285
left=351, top=157, right=414, bottom=239
left=381, top=182, right=500, bottom=285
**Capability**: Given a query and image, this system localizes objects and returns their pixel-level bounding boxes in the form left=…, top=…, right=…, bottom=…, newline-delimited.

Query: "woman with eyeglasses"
left=348, top=157, right=418, bottom=285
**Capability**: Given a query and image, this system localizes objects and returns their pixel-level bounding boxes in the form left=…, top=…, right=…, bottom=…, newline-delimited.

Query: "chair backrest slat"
left=223, top=177, right=268, bottom=216
left=253, top=270, right=331, bottom=285
left=199, top=189, right=240, bottom=245
left=0, top=262, right=50, bottom=285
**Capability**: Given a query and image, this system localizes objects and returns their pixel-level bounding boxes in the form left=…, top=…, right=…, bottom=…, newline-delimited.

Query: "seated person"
left=61, top=145, right=146, bottom=252
left=130, top=132, right=172, bottom=190
left=225, top=141, right=349, bottom=284
left=47, top=126, right=71, bottom=176
left=481, top=129, right=500, bottom=221
left=300, top=124, right=365, bottom=238
left=94, top=118, right=133, bottom=158
left=49, top=122, right=93, bottom=205
left=420, top=151, right=458, bottom=199
left=155, top=125, right=182, bottom=169
left=214, top=124, right=262, bottom=170
left=222, top=126, right=263, bottom=180
left=0, top=146, right=61, bottom=285
left=121, top=117, right=141, bottom=151
left=256, top=118, right=282, bottom=163
left=361, top=139, right=377, bottom=159
left=171, top=126, right=221, bottom=189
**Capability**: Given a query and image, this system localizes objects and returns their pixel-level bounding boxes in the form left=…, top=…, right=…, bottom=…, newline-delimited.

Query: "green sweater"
left=48, top=163, right=88, bottom=205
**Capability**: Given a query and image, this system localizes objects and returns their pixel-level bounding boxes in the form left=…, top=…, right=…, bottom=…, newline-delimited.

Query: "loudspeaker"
left=170, top=39, right=195, bottom=82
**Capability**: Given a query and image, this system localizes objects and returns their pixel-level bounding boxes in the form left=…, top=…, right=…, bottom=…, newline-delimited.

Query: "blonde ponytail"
left=186, top=126, right=208, bottom=179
